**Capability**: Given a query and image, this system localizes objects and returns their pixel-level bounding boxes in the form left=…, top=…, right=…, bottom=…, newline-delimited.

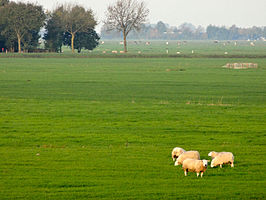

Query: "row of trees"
left=2, top=0, right=264, bottom=53
left=101, top=21, right=266, bottom=41
left=0, top=0, right=100, bottom=53
left=0, top=0, right=149, bottom=53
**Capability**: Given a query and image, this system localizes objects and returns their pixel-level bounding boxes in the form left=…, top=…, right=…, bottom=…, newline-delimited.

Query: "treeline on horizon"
left=101, top=21, right=266, bottom=41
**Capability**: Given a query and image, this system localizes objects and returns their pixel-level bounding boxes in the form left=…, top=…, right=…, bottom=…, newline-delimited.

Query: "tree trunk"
left=123, top=30, right=127, bottom=53
left=17, top=34, right=21, bottom=53
left=71, top=33, right=75, bottom=53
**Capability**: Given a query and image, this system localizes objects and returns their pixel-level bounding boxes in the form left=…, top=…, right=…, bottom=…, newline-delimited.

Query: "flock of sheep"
left=172, top=147, right=234, bottom=177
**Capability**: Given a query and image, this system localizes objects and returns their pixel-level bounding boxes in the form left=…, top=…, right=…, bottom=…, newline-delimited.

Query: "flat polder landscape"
left=0, top=41, right=265, bottom=199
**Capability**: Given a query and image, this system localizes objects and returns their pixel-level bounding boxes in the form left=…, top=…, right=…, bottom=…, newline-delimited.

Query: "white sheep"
left=208, top=151, right=234, bottom=168
left=174, top=151, right=200, bottom=165
left=182, top=158, right=209, bottom=177
left=171, top=147, right=185, bottom=161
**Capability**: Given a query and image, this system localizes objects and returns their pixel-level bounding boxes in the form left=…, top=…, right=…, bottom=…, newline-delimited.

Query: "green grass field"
left=93, top=40, right=266, bottom=57
left=0, top=42, right=266, bottom=199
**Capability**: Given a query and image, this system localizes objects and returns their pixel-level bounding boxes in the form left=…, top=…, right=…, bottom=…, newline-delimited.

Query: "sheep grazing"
left=145, top=42, right=151, bottom=45
left=182, top=159, right=209, bottom=177
left=208, top=151, right=234, bottom=168
left=171, top=147, right=185, bottom=161
left=174, top=151, right=200, bottom=166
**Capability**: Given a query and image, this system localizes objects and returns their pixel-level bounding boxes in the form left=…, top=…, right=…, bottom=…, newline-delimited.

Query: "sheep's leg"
left=201, top=172, right=203, bottom=178
left=184, top=169, right=188, bottom=176
left=231, top=162, right=234, bottom=167
left=220, top=164, right=223, bottom=168
left=197, top=172, right=199, bottom=177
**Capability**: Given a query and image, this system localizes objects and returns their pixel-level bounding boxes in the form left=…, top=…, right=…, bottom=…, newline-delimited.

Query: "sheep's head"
left=172, top=147, right=185, bottom=161
left=172, top=154, right=178, bottom=161
left=208, top=151, right=217, bottom=158
left=177, top=148, right=185, bottom=155
left=202, top=160, right=209, bottom=168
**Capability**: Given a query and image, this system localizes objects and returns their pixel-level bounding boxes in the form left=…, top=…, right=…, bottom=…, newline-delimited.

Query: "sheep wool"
left=174, top=151, right=200, bottom=165
left=210, top=152, right=234, bottom=168
left=171, top=147, right=186, bottom=161
left=182, top=158, right=208, bottom=177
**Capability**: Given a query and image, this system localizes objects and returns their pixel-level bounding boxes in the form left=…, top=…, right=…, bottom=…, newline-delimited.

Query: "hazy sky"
left=12, top=0, right=266, bottom=31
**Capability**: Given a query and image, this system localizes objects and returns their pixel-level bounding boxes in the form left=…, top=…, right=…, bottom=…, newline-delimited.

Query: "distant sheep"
left=174, top=151, right=200, bottom=165
left=182, top=158, right=209, bottom=177
left=171, top=147, right=185, bottom=161
left=208, top=151, right=234, bottom=168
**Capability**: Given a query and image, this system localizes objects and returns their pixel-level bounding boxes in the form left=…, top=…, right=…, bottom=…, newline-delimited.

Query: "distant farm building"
left=223, top=63, right=258, bottom=69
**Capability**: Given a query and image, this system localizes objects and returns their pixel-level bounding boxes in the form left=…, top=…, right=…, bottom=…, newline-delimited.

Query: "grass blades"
left=0, top=56, right=265, bottom=199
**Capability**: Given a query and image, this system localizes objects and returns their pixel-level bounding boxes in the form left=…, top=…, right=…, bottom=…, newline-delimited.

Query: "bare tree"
left=104, top=0, right=149, bottom=53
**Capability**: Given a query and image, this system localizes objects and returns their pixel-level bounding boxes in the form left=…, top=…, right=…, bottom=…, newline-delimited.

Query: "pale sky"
left=12, top=0, right=266, bottom=31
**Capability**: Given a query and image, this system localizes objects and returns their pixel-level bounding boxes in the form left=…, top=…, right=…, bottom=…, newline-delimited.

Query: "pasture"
left=93, top=40, right=266, bottom=57
left=0, top=42, right=266, bottom=199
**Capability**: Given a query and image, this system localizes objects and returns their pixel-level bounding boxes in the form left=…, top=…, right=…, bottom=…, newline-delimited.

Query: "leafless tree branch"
left=104, top=0, right=149, bottom=52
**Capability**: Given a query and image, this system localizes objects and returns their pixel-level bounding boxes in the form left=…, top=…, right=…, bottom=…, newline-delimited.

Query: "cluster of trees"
left=101, top=21, right=266, bottom=41
left=0, top=0, right=45, bottom=53
left=44, top=4, right=99, bottom=53
left=0, top=0, right=99, bottom=53
left=206, top=25, right=266, bottom=40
